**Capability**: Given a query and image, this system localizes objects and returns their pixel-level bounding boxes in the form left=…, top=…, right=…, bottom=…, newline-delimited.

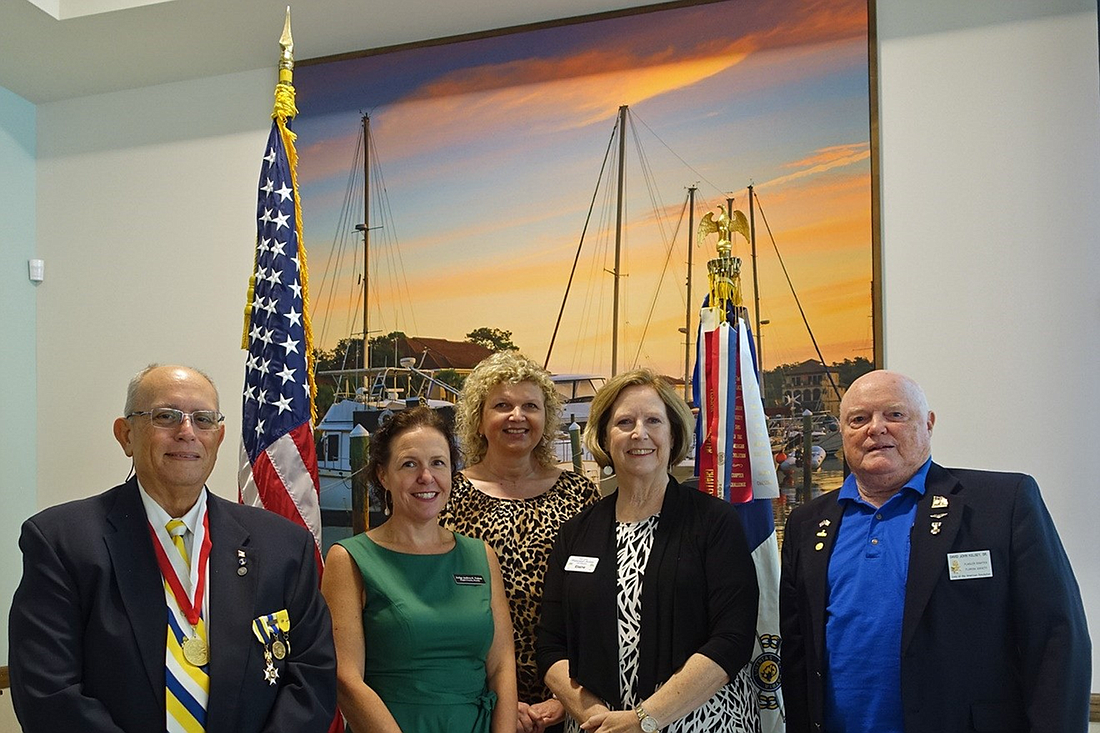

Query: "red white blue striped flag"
left=694, top=300, right=784, bottom=732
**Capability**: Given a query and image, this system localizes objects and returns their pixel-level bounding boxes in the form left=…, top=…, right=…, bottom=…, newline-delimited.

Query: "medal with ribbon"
left=252, top=610, right=291, bottom=685
left=149, top=509, right=211, bottom=668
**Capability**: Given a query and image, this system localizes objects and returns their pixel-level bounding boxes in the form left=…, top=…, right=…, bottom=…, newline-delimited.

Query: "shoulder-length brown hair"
left=583, top=368, right=694, bottom=471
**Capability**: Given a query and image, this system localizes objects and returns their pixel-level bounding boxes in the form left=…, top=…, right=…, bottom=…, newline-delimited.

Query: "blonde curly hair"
left=455, top=351, right=564, bottom=468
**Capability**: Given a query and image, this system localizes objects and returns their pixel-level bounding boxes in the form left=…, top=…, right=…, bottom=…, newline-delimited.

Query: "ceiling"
left=1, top=0, right=651, bottom=105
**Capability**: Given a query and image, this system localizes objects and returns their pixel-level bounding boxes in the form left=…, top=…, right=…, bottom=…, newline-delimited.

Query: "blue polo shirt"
left=823, top=458, right=932, bottom=733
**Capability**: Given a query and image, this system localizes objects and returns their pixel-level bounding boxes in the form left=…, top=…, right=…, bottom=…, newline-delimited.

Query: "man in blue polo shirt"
left=779, top=370, right=1090, bottom=733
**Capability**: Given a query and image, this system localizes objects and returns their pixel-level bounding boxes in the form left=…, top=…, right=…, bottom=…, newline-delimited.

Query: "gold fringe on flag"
left=242, top=7, right=316, bottom=424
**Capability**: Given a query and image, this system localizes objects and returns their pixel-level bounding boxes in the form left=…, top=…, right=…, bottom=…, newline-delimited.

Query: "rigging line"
left=626, top=112, right=689, bottom=366
left=369, top=131, right=419, bottom=337
left=628, top=113, right=671, bottom=247
left=578, top=159, right=618, bottom=374
left=317, top=130, right=364, bottom=349
left=629, top=113, right=691, bottom=309
left=314, top=129, right=360, bottom=345
left=544, top=116, right=619, bottom=370
left=631, top=192, right=689, bottom=368
left=753, top=190, right=842, bottom=404
left=632, top=112, right=728, bottom=200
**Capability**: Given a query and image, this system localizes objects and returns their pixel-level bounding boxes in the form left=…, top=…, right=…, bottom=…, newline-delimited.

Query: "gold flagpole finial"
left=279, top=7, right=294, bottom=74
left=272, top=6, right=298, bottom=121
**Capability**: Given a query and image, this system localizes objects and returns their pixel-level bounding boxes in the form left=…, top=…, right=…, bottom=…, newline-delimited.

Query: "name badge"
left=947, top=550, right=993, bottom=580
left=453, top=574, right=485, bottom=585
left=564, top=555, right=599, bottom=573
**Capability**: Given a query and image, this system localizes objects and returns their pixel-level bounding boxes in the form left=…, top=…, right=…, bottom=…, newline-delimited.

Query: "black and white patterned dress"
left=566, top=515, right=760, bottom=733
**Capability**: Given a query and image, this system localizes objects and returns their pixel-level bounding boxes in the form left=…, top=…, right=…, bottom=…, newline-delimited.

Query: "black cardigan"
left=536, top=477, right=759, bottom=706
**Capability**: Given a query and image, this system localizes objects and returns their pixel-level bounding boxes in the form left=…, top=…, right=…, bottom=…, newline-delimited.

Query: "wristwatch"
left=633, top=704, right=659, bottom=732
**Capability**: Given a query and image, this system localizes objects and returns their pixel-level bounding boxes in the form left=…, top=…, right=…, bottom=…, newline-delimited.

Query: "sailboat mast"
left=611, top=105, right=627, bottom=377
left=685, top=186, right=696, bottom=399
left=362, top=114, right=371, bottom=376
left=749, top=183, right=761, bottom=371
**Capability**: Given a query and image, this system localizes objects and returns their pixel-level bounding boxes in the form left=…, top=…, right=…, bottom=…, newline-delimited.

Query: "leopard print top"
left=439, top=469, right=601, bottom=704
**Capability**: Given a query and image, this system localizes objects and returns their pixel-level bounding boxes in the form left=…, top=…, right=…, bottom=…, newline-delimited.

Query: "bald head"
left=124, top=363, right=219, bottom=415
left=841, top=370, right=929, bottom=419
left=840, top=370, right=935, bottom=503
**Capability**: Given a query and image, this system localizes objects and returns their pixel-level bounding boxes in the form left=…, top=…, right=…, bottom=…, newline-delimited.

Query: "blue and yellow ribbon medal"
left=252, top=610, right=291, bottom=685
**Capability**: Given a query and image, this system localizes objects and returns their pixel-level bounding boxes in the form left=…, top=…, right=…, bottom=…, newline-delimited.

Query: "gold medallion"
left=271, top=639, right=287, bottom=660
left=182, top=636, right=209, bottom=666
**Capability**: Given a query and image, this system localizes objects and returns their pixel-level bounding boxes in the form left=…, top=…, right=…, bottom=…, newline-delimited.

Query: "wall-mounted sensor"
left=29, top=258, right=45, bottom=283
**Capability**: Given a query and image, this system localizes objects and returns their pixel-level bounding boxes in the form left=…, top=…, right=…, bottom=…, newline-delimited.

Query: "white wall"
left=34, top=68, right=273, bottom=509
left=0, top=85, right=38, bottom=665
left=876, top=0, right=1100, bottom=680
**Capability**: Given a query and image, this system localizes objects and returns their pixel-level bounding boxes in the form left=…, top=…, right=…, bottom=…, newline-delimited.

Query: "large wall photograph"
left=295, top=0, right=875, bottom=390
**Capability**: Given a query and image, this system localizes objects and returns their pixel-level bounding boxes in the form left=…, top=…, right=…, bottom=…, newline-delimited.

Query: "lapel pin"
left=931, top=521, right=942, bottom=535
left=819, top=519, right=831, bottom=527
left=814, top=542, right=825, bottom=551
left=237, top=549, right=249, bottom=576
left=930, top=512, right=947, bottom=519
left=931, top=495, right=949, bottom=509
left=816, top=530, right=828, bottom=537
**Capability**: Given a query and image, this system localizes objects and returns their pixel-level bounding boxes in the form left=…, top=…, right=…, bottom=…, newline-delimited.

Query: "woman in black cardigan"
left=537, top=369, right=760, bottom=733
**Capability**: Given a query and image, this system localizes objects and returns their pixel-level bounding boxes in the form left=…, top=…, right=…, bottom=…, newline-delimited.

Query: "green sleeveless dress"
left=338, top=532, right=497, bottom=733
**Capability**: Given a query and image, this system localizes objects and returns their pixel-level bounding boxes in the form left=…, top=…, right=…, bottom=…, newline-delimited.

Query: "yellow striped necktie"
left=164, top=519, right=208, bottom=733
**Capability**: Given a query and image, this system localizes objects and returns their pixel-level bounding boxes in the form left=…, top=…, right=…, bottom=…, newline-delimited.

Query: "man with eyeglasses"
left=8, top=364, right=337, bottom=733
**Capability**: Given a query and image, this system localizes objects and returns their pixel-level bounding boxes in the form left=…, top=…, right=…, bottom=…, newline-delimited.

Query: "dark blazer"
left=536, top=477, right=759, bottom=706
left=779, top=463, right=1091, bottom=733
left=9, top=478, right=337, bottom=733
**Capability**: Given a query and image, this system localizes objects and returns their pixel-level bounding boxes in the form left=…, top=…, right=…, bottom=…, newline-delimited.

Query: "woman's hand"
left=579, top=709, right=642, bottom=732
left=517, top=697, right=566, bottom=732
left=516, top=701, right=549, bottom=733
left=528, top=697, right=566, bottom=727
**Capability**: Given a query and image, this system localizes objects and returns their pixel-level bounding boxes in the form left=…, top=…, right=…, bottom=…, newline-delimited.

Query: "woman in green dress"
left=322, top=407, right=518, bottom=732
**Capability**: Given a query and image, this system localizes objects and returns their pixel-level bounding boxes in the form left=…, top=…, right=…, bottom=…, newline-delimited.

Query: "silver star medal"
left=263, top=647, right=280, bottom=685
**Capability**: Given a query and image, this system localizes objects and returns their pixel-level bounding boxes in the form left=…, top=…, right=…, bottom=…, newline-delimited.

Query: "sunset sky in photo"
left=294, top=0, right=873, bottom=378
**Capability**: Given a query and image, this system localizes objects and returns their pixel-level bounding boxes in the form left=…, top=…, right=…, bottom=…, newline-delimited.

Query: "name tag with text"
left=947, top=550, right=993, bottom=580
left=565, top=555, right=599, bottom=573
left=453, top=574, right=485, bottom=585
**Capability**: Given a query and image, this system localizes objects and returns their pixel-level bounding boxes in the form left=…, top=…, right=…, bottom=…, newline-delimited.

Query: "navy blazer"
left=9, top=478, right=337, bottom=733
left=779, top=463, right=1091, bottom=733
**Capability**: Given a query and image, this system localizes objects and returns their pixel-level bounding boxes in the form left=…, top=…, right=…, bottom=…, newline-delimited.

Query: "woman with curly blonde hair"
left=440, top=351, right=600, bottom=733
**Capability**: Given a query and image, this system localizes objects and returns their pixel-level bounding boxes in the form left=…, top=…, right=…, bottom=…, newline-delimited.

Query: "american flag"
left=238, top=114, right=323, bottom=570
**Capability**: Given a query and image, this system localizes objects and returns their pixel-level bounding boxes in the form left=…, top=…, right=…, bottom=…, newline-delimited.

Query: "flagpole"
left=684, top=186, right=696, bottom=400
left=749, top=183, right=762, bottom=378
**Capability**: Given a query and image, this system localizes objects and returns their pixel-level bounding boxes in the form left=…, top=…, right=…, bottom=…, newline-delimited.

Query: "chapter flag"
left=693, top=207, right=784, bottom=731
left=238, top=12, right=323, bottom=572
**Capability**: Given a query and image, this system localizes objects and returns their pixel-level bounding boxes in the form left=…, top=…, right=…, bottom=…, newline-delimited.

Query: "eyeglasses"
left=126, top=408, right=224, bottom=431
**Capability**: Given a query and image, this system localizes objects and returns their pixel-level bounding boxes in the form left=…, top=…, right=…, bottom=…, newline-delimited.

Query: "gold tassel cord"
left=241, top=273, right=256, bottom=349
left=277, top=116, right=318, bottom=425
